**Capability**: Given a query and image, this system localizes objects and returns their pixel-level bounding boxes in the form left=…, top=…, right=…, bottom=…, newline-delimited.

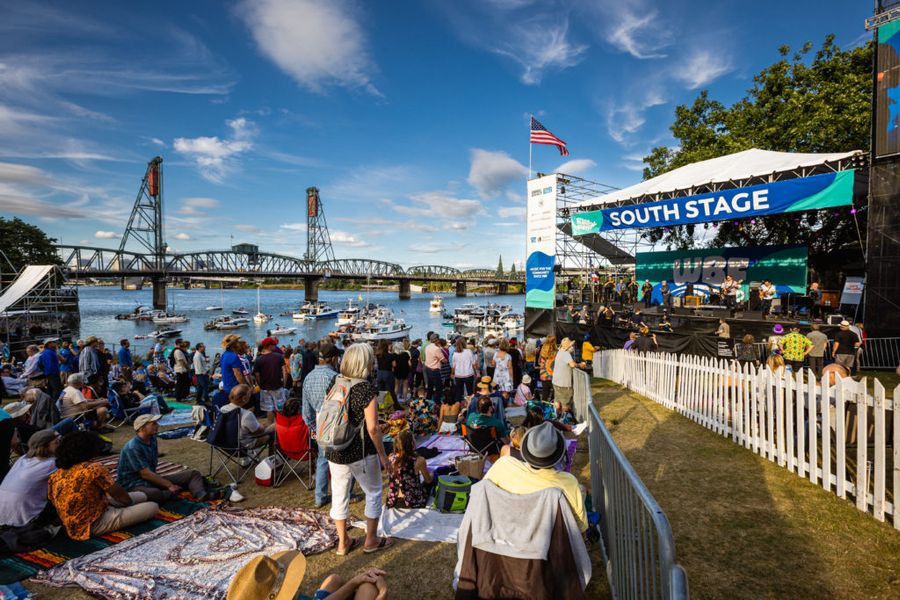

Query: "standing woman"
left=374, top=341, right=395, bottom=393
left=451, top=338, right=476, bottom=401
left=539, top=335, right=558, bottom=402
left=326, top=343, right=391, bottom=556
left=508, top=338, right=522, bottom=388
left=392, top=342, right=410, bottom=402
left=491, top=340, right=513, bottom=394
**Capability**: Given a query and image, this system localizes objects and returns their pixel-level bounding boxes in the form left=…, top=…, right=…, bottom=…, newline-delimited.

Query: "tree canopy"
left=0, top=218, right=61, bottom=274
left=641, top=36, right=872, bottom=276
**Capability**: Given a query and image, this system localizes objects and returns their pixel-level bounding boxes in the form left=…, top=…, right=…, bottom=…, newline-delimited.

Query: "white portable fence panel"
left=595, top=350, right=899, bottom=530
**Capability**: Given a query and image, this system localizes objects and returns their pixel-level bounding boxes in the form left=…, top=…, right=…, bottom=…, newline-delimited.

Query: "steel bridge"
left=56, top=157, right=522, bottom=308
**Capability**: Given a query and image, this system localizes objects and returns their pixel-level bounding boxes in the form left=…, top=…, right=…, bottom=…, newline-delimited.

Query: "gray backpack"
left=316, top=376, right=366, bottom=452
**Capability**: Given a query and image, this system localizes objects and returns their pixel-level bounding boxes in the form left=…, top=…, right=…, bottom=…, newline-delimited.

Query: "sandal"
left=364, top=537, right=393, bottom=554
left=335, top=537, right=360, bottom=556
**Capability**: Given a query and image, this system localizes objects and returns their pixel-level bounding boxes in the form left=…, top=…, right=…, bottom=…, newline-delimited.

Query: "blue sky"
left=0, top=0, right=872, bottom=270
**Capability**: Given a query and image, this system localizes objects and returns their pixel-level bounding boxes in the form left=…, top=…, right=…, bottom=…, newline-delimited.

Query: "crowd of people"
left=0, top=327, right=596, bottom=598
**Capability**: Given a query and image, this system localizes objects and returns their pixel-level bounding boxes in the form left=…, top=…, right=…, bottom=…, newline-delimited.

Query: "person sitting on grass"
left=407, top=385, right=437, bottom=436
left=60, top=373, right=111, bottom=431
left=437, top=389, right=461, bottom=435
left=117, top=414, right=221, bottom=503
left=466, top=396, right=509, bottom=443
left=513, top=374, right=534, bottom=406
left=221, top=384, right=274, bottom=450
left=385, top=429, right=433, bottom=509
left=0, top=430, right=60, bottom=528
left=48, top=431, right=159, bottom=540
left=112, top=379, right=172, bottom=415
left=483, top=421, right=587, bottom=532
left=228, top=551, right=387, bottom=600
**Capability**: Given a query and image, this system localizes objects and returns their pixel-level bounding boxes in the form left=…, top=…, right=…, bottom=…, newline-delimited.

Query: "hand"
left=167, top=483, right=181, bottom=494
left=350, top=568, right=386, bottom=587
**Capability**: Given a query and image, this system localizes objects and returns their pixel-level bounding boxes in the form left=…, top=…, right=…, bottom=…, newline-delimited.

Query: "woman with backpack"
left=321, top=343, right=392, bottom=557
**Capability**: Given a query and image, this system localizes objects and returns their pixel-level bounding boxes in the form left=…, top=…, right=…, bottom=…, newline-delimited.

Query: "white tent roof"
left=576, top=148, right=862, bottom=207
left=0, top=265, right=54, bottom=314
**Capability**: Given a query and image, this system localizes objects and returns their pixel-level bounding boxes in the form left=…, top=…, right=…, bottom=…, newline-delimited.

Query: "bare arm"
left=108, top=483, right=135, bottom=506
left=415, top=456, right=433, bottom=484
left=232, top=367, right=246, bottom=385
left=138, top=467, right=178, bottom=491
left=364, top=398, right=388, bottom=468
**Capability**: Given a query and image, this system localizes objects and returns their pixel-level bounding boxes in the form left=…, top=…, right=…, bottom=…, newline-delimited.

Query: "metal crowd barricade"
left=858, top=337, right=900, bottom=370
left=576, top=369, right=689, bottom=600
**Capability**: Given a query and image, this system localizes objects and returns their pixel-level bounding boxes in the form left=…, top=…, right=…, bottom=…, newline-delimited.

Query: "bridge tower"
left=119, top=157, right=167, bottom=308
left=303, top=187, right=335, bottom=302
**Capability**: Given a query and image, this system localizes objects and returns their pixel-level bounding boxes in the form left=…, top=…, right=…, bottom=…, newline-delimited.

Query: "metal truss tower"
left=120, top=157, right=166, bottom=268
left=305, top=187, right=335, bottom=266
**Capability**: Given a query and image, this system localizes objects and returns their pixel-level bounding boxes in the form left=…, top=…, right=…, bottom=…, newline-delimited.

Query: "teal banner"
left=571, top=170, right=854, bottom=235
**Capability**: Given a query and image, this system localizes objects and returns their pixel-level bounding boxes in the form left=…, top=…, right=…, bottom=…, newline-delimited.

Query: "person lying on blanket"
left=116, top=414, right=222, bottom=503
left=228, top=551, right=387, bottom=600
left=48, top=431, right=159, bottom=541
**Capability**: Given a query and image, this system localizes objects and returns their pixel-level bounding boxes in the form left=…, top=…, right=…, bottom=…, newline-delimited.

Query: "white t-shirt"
left=173, top=348, right=188, bottom=374
left=552, top=349, right=575, bottom=388
left=193, top=351, right=209, bottom=375
left=60, top=385, right=87, bottom=418
left=0, top=457, right=57, bottom=527
left=451, top=349, right=476, bottom=378
left=220, top=404, right=261, bottom=447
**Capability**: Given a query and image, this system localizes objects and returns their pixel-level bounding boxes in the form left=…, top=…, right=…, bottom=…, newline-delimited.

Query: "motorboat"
left=294, top=302, right=339, bottom=320
left=205, top=305, right=223, bottom=311
left=268, top=324, right=298, bottom=336
left=352, top=319, right=412, bottom=342
left=429, top=295, right=444, bottom=313
left=116, top=306, right=153, bottom=320
left=206, top=286, right=225, bottom=311
left=205, top=315, right=249, bottom=331
left=151, top=313, right=188, bottom=325
left=139, top=328, right=182, bottom=339
left=232, top=308, right=249, bottom=316
left=337, top=299, right=361, bottom=325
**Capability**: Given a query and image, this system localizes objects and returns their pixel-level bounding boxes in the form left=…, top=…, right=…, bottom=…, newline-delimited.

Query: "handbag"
left=454, top=453, right=486, bottom=480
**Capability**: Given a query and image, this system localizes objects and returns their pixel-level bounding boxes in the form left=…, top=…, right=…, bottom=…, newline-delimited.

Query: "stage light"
left=850, top=208, right=858, bottom=215
left=750, top=219, right=757, bottom=225
left=560, top=186, right=566, bottom=195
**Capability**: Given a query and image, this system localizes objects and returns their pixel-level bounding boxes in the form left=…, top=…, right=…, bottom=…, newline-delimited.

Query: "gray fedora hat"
left=520, top=421, right=566, bottom=469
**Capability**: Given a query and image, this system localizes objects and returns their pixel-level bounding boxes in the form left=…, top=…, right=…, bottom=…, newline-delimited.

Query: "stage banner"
left=570, top=170, right=855, bottom=234
left=875, top=17, right=900, bottom=157
left=635, top=244, right=808, bottom=303
left=526, top=174, right=558, bottom=309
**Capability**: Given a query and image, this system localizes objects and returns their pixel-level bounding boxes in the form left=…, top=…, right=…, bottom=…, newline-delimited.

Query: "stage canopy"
left=574, top=148, right=864, bottom=209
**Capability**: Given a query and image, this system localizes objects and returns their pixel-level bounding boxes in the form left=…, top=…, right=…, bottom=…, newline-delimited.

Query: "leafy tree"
left=0, top=218, right=60, bottom=279
left=641, top=36, right=872, bottom=277
left=495, top=255, right=504, bottom=278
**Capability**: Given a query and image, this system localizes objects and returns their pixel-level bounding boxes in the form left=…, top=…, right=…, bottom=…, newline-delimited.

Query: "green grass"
left=593, top=380, right=900, bottom=600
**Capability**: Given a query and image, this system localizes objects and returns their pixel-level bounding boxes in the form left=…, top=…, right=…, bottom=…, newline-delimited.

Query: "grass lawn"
left=594, top=380, right=900, bottom=600
left=23, top=412, right=609, bottom=599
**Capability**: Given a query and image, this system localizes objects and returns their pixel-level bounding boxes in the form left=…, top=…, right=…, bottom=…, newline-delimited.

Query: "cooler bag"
left=254, top=455, right=283, bottom=487
left=433, top=475, right=472, bottom=513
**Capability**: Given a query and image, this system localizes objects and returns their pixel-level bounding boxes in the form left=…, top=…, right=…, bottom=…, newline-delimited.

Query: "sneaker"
left=226, top=487, right=245, bottom=502
left=314, top=495, right=331, bottom=509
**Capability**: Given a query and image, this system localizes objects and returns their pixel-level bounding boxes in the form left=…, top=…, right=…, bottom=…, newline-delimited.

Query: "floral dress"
left=407, top=396, right=437, bottom=436
left=386, top=454, right=428, bottom=508
left=492, top=351, right=513, bottom=392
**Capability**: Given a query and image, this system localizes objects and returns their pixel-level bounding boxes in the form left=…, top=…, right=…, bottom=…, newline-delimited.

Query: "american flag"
left=530, top=116, right=569, bottom=156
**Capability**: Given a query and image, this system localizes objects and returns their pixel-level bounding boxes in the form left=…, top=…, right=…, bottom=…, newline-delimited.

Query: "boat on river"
left=337, top=299, right=361, bottom=325
left=136, top=328, right=182, bottom=339
left=232, top=307, right=249, bottom=316
left=268, top=324, right=298, bottom=336
left=293, top=302, right=338, bottom=320
left=429, top=295, right=444, bottom=313
left=151, top=312, right=188, bottom=325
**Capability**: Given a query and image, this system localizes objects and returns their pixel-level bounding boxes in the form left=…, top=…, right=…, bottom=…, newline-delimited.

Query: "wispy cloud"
left=497, top=206, right=526, bottom=219
left=172, top=232, right=191, bottom=240
left=173, top=118, right=255, bottom=182
left=579, top=1, right=670, bottom=60
left=467, top=149, right=528, bottom=199
left=236, top=0, right=379, bottom=94
left=438, top=1, right=586, bottom=84
left=557, top=158, right=596, bottom=175
left=674, top=49, right=732, bottom=89
left=604, top=89, right=667, bottom=143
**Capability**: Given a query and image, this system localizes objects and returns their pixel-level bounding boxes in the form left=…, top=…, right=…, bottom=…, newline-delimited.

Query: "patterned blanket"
left=92, top=454, right=190, bottom=482
left=32, top=507, right=337, bottom=599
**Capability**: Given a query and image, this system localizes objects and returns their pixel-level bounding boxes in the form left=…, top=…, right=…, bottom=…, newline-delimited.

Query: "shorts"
left=259, top=388, right=284, bottom=412
left=834, top=354, right=855, bottom=370
left=553, top=385, right=574, bottom=408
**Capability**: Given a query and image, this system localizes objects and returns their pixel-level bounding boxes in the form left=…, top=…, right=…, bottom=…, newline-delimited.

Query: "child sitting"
left=500, top=426, right=526, bottom=461
left=386, top=430, right=433, bottom=509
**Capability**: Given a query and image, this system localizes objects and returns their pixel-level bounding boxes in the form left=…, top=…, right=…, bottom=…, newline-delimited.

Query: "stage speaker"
left=684, top=295, right=701, bottom=307
left=581, top=288, right=592, bottom=304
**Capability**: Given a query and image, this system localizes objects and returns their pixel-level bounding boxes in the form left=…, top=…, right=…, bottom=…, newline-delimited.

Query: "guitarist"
left=720, top=275, right=742, bottom=312
left=759, top=280, right=776, bottom=318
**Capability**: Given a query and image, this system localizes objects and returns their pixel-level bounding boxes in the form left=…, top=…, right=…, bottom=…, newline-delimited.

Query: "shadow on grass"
left=594, top=382, right=837, bottom=600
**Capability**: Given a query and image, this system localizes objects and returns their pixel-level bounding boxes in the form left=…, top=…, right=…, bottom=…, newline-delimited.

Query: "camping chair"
left=461, top=423, right=501, bottom=462
left=206, top=408, right=265, bottom=486
left=148, top=373, right=174, bottom=395
left=107, top=388, right=144, bottom=427
left=273, top=412, right=315, bottom=489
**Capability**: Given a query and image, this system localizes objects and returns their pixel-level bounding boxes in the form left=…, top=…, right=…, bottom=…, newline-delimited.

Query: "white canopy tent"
left=575, top=148, right=863, bottom=208
left=0, top=265, right=54, bottom=314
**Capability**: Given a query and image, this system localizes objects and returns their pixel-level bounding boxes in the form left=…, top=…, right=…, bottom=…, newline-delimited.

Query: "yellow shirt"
left=483, top=456, right=587, bottom=531
left=581, top=341, right=596, bottom=362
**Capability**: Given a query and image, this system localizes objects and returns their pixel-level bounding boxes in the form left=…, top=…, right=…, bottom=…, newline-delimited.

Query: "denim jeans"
left=196, top=374, right=209, bottom=405
left=424, top=367, right=442, bottom=403
left=315, top=442, right=330, bottom=504
left=375, top=369, right=395, bottom=393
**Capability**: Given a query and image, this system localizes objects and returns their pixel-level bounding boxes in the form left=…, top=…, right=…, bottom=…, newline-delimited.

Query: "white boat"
left=232, top=308, right=249, bottom=316
left=253, top=288, right=270, bottom=324
left=268, top=325, right=297, bottom=336
left=429, top=295, right=444, bottom=313
left=337, top=299, right=361, bottom=326
left=205, top=315, right=249, bottom=330
left=215, top=322, right=242, bottom=331
left=151, top=312, right=188, bottom=325
left=206, top=285, right=225, bottom=311
left=353, top=320, right=412, bottom=342
left=141, top=328, right=183, bottom=339
left=294, top=302, right=339, bottom=320
left=205, top=305, right=223, bottom=311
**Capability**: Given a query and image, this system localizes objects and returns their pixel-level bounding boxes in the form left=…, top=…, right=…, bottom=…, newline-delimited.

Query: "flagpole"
left=528, top=114, right=533, bottom=180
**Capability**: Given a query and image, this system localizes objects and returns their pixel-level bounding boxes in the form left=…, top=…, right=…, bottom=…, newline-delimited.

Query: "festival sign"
left=635, top=244, right=808, bottom=303
left=526, top=174, right=558, bottom=309
left=570, top=170, right=855, bottom=235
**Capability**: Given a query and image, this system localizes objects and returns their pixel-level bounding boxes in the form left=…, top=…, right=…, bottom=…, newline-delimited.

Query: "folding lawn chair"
left=206, top=407, right=265, bottom=486
left=273, top=412, right=315, bottom=489
left=461, top=423, right=501, bottom=462
left=107, top=388, right=144, bottom=427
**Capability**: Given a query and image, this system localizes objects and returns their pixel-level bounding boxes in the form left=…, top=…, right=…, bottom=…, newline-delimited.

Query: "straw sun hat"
left=227, top=551, right=307, bottom=600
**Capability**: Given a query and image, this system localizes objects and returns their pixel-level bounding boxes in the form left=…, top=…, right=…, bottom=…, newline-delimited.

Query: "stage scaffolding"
left=0, top=265, right=79, bottom=356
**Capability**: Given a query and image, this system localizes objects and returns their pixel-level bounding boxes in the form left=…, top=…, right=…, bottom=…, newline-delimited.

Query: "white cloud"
left=178, top=196, right=220, bottom=216
left=606, top=11, right=668, bottom=59
left=94, top=230, right=117, bottom=239
left=150, top=137, right=166, bottom=147
left=173, top=119, right=255, bottom=182
left=674, top=50, right=732, bottom=89
left=621, top=153, right=647, bottom=172
left=394, top=191, right=484, bottom=220
left=330, top=230, right=370, bottom=248
left=467, top=149, right=528, bottom=199
left=236, top=224, right=263, bottom=234
left=493, top=20, right=587, bottom=85
left=497, top=206, right=526, bottom=218
left=280, top=223, right=307, bottom=232
left=557, top=158, right=596, bottom=175
left=173, top=232, right=191, bottom=240
left=237, top=0, right=379, bottom=94
left=605, top=89, right=667, bottom=143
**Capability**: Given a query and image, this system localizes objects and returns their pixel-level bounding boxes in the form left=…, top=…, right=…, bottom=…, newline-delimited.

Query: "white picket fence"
left=595, top=350, right=899, bottom=530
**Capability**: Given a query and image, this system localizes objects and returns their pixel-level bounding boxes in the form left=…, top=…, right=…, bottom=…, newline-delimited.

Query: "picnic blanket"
left=418, top=434, right=471, bottom=474
left=158, top=409, right=194, bottom=428
left=0, top=497, right=209, bottom=585
left=32, top=507, right=338, bottom=599
left=353, top=508, right=464, bottom=544
left=92, top=455, right=193, bottom=482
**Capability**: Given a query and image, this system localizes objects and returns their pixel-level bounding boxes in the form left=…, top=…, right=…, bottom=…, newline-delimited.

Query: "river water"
left=76, top=286, right=524, bottom=355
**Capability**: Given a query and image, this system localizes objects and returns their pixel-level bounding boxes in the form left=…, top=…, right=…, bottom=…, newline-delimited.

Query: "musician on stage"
left=641, top=280, right=653, bottom=308
left=627, top=278, right=638, bottom=305
left=759, top=280, right=776, bottom=317
left=808, top=282, right=822, bottom=321
left=720, top=275, right=740, bottom=311
left=660, top=280, right=672, bottom=309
